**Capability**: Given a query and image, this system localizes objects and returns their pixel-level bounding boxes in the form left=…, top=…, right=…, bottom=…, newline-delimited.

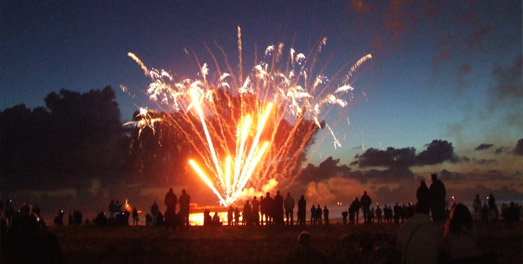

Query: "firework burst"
left=127, top=27, right=371, bottom=206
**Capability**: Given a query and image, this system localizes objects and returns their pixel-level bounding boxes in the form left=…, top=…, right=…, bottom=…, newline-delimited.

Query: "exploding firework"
left=127, top=27, right=371, bottom=206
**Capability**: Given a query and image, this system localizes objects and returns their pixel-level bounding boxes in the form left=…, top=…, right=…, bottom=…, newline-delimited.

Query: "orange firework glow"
left=127, top=27, right=371, bottom=206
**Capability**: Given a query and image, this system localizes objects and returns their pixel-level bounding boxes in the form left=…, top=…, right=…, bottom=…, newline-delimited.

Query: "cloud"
left=514, top=138, right=523, bottom=155
left=354, top=140, right=457, bottom=168
left=298, top=157, right=351, bottom=183
left=355, top=147, right=417, bottom=168
left=475, top=143, right=494, bottom=151
left=417, top=140, right=458, bottom=165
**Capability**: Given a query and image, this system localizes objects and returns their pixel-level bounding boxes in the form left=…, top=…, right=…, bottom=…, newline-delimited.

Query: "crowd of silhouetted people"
left=1, top=173, right=521, bottom=263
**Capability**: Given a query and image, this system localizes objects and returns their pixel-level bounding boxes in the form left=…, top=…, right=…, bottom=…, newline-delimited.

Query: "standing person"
left=132, top=207, right=139, bottom=226
left=323, top=205, right=329, bottom=225
left=316, top=204, right=322, bottom=225
left=416, top=181, right=430, bottom=205
left=310, top=205, right=316, bottom=225
left=297, top=195, right=306, bottom=226
left=251, top=196, right=260, bottom=225
left=376, top=205, right=383, bottom=224
left=227, top=206, right=233, bottom=226
left=472, top=194, right=482, bottom=221
left=274, top=191, right=284, bottom=225
left=243, top=200, right=252, bottom=225
left=260, top=195, right=267, bottom=225
left=151, top=201, right=159, bottom=226
left=350, top=197, right=361, bottom=224
left=284, top=192, right=295, bottom=225
left=487, top=193, right=498, bottom=222
left=179, top=189, right=190, bottom=228
left=429, top=174, right=446, bottom=223
left=164, top=188, right=177, bottom=228
left=360, top=191, right=372, bottom=224
left=234, top=207, right=240, bottom=226
left=264, top=192, right=273, bottom=225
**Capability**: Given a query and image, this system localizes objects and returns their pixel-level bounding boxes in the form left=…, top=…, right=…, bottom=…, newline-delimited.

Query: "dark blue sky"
left=2, top=0, right=521, bottom=162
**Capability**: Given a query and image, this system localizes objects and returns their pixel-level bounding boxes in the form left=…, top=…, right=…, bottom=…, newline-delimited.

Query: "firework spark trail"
left=128, top=27, right=371, bottom=206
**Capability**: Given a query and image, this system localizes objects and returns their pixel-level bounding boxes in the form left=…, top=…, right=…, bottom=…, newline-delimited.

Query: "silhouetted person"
left=376, top=205, right=383, bottom=224
left=151, top=201, right=159, bottom=226
left=212, top=212, right=221, bottom=226
left=145, top=214, right=152, bottom=226
left=4, top=199, right=15, bottom=226
left=429, top=173, right=446, bottom=223
left=164, top=188, right=177, bottom=228
left=227, top=206, right=233, bottom=226
left=179, top=189, right=190, bottom=228
left=316, top=204, right=322, bottom=225
left=310, top=205, right=316, bottom=225
left=274, top=191, right=284, bottom=225
left=349, top=206, right=355, bottom=225
left=284, top=192, right=295, bottom=225
left=416, top=180, right=430, bottom=205
left=297, top=195, right=306, bottom=226
left=481, top=203, right=489, bottom=222
left=94, top=212, right=108, bottom=226
left=54, top=210, right=64, bottom=226
left=360, top=191, right=372, bottom=224
left=323, top=205, right=329, bottom=225
left=393, top=203, right=401, bottom=224
left=398, top=199, right=443, bottom=264
left=73, top=210, right=82, bottom=225
left=252, top=196, right=260, bottom=225
left=264, top=192, right=273, bottom=225
left=350, top=197, right=361, bottom=224
left=243, top=200, right=252, bottom=225
left=234, top=207, right=240, bottom=226
left=441, top=204, right=481, bottom=262
left=132, top=208, right=139, bottom=226
left=472, top=194, right=482, bottom=221
left=3, top=204, right=63, bottom=264
left=342, top=211, right=348, bottom=225
left=287, top=231, right=326, bottom=264
left=203, top=209, right=212, bottom=226
left=260, top=195, right=267, bottom=225
left=487, top=193, right=497, bottom=222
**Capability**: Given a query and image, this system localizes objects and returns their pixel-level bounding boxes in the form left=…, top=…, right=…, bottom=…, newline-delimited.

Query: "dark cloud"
left=514, top=138, right=523, bottom=155
left=355, top=140, right=457, bottom=168
left=298, top=157, right=350, bottom=183
left=355, top=147, right=417, bottom=168
left=475, top=143, right=493, bottom=151
left=417, top=140, right=458, bottom=165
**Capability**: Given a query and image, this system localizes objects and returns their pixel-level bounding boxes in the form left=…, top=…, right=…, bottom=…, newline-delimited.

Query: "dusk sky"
left=1, top=0, right=522, bottom=210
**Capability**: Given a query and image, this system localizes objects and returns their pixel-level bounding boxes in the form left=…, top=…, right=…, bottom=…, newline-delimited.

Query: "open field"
left=52, top=222, right=522, bottom=264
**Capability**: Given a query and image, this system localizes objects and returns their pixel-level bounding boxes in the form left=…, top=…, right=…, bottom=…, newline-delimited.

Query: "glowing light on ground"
left=127, top=27, right=371, bottom=206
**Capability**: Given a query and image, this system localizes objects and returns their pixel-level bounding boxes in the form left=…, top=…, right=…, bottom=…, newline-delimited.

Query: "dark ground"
left=52, top=222, right=522, bottom=264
